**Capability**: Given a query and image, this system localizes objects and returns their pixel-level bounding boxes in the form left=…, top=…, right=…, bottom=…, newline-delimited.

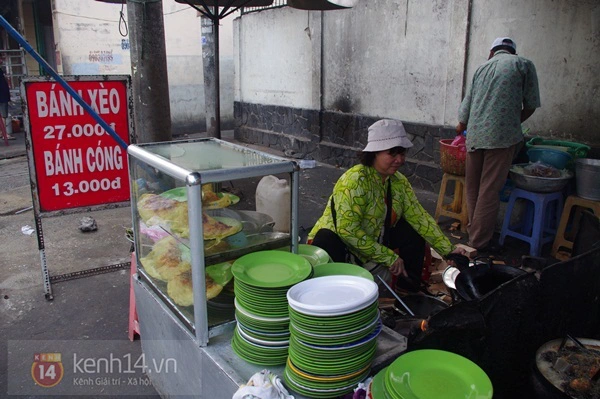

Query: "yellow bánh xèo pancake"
left=167, top=271, right=224, bottom=307
left=139, top=236, right=191, bottom=282
left=137, top=193, right=189, bottom=237
left=202, top=184, right=235, bottom=209
left=138, top=193, right=240, bottom=240
left=202, top=184, right=220, bottom=203
left=202, top=213, right=242, bottom=240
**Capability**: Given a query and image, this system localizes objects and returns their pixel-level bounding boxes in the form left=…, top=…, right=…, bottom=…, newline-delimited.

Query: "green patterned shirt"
left=308, top=164, right=454, bottom=266
left=458, top=50, right=540, bottom=150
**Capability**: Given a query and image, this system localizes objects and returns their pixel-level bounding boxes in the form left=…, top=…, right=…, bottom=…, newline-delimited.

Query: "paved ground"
left=0, top=128, right=555, bottom=398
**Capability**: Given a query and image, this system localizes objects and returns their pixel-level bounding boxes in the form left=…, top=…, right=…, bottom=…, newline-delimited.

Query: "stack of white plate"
left=231, top=250, right=312, bottom=366
left=284, top=276, right=381, bottom=398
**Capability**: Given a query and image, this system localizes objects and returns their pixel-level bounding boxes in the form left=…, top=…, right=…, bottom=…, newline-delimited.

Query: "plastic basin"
left=527, top=148, right=573, bottom=170
left=509, top=164, right=573, bottom=193
left=525, top=137, right=590, bottom=159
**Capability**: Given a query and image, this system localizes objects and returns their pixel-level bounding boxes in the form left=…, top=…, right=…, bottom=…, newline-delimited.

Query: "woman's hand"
left=389, top=257, right=408, bottom=277
left=456, top=122, right=467, bottom=135
left=446, top=248, right=469, bottom=270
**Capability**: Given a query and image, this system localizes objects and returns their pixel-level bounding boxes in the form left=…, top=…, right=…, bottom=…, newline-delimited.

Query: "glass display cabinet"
left=128, top=138, right=299, bottom=346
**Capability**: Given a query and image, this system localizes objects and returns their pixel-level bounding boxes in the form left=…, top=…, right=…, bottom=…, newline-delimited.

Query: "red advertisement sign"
left=25, top=78, right=131, bottom=212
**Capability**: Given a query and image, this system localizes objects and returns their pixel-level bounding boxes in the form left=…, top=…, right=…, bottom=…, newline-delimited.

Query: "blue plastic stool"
left=499, top=188, right=564, bottom=257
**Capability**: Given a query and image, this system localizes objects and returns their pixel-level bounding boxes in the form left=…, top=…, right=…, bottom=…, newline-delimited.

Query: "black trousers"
left=311, top=218, right=426, bottom=290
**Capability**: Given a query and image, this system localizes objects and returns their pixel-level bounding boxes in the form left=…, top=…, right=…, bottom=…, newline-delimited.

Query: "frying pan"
left=454, top=262, right=527, bottom=301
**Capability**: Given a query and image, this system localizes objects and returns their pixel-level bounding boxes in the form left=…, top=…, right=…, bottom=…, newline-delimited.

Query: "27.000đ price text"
left=44, top=123, right=117, bottom=140
left=51, top=177, right=122, bottom=196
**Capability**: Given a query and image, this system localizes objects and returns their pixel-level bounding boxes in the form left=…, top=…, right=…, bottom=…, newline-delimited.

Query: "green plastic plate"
left=369, top=368, right=388, bottom=399
left=276, top=244, right=330, bottom=266
left=385, top=349, right=493, bottom=399
left=232, top=251, right=311, bottom=288
left=205, top=261, right=233, bottom=286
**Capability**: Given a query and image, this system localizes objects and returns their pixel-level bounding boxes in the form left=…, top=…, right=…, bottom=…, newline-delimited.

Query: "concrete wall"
left=235, top=7, right=318, bottom=109
left=467, top=0, right=600, bottom=145
left=234, top=0, right=600, bottom=157
left=49, top=0, right=236, bottom=134
left=322, top=0, right=468, bottom=127
left=52, top=1, right=131, bottom=76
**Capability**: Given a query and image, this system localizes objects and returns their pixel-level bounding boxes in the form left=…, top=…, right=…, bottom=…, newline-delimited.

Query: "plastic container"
left=439, top=139, right=466, bottom=176
left=451, top=133, right=466, bottom=147
left=575, top=158, right=600, bottom=201
left=255, top=175, right=291, bottom=233
left=527, top=148, right=573, bottom=170
left=299, top=159, right=316, bottom=169
left=525, top=137, right=590, bottom=159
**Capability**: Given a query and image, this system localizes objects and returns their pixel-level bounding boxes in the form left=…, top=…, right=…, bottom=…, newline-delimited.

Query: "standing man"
left=456, top=37, right=540, bottom=253
left=0, top=64, right=13, bottom=141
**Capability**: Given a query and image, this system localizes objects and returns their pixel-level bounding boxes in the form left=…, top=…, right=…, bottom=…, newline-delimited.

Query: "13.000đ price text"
left=51, top=177, right=122, bottom=196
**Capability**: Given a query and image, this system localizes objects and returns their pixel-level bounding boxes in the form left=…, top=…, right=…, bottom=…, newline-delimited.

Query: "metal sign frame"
left=21, top=75, right=135, bottom=300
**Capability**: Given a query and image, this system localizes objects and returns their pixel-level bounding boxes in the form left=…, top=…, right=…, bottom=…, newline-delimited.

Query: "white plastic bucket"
left=575, top=158, right=600, bottom=201
left=255, top=175, right=290, bottom=233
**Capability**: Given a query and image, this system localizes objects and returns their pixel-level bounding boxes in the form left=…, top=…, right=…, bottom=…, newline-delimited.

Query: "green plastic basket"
left=526, top=137, right=590, bottom=159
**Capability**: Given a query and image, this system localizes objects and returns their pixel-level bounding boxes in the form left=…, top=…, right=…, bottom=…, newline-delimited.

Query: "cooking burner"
left=382, top=294, right=449, bottom=340
left=534, top=337, right=600, bottom=399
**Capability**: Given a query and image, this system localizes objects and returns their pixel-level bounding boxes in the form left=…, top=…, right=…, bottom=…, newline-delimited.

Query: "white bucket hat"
left=490, top=37, right=516, bottom=52
left=363, top=119, right=413, bottom=152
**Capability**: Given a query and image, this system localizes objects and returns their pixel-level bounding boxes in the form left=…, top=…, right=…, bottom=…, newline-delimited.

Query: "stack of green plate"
left=288, top=302, right=380, bottom=346
left=368, top=350, right=493, bottom=399
left=231, top=251, right=312, bottom=366
left=276, top=244, right=331, bottom=267
left=231, top=327, right=290, bottom=366
left=234, top=299, right=290, bottom=334
left=284, top=276, right=381, bottom=398
left=234, top=280, right=290, bottom=318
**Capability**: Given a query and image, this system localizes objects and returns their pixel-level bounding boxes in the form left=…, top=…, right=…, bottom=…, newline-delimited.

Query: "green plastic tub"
left=526, top=137, right=590, bottom=159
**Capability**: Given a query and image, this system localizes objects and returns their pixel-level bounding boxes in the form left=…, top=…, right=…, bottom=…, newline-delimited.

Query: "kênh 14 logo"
left=32, top=352, right=176, bottom=388
left=73, top=353, right=177, bottom=374
left=32, top=353, right=64, bottom=388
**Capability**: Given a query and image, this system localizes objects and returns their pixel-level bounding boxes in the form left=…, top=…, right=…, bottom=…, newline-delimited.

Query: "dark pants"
left=311, top=218, right=426, bottom=290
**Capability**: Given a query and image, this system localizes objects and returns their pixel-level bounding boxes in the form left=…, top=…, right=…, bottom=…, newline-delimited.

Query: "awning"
left=173, top=0, right=275, bottom=6
left=97, top=0, right=274, bottom=5
left=287, top=0, right=357, bottom=10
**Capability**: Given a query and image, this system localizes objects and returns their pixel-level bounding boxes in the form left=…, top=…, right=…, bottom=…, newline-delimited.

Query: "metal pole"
left=201, top=11, right=221, bottom=139
left=0, top=16, right=128, bottom=149
left=213, top=9, right=221, bottom=139
left=126, top=0, right=172, bottom=143
left=34, top=214, right=53, bottom=301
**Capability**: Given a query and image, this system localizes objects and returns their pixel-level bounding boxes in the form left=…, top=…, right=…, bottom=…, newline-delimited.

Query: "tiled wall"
left=234, top=101, right=457, bottom=192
